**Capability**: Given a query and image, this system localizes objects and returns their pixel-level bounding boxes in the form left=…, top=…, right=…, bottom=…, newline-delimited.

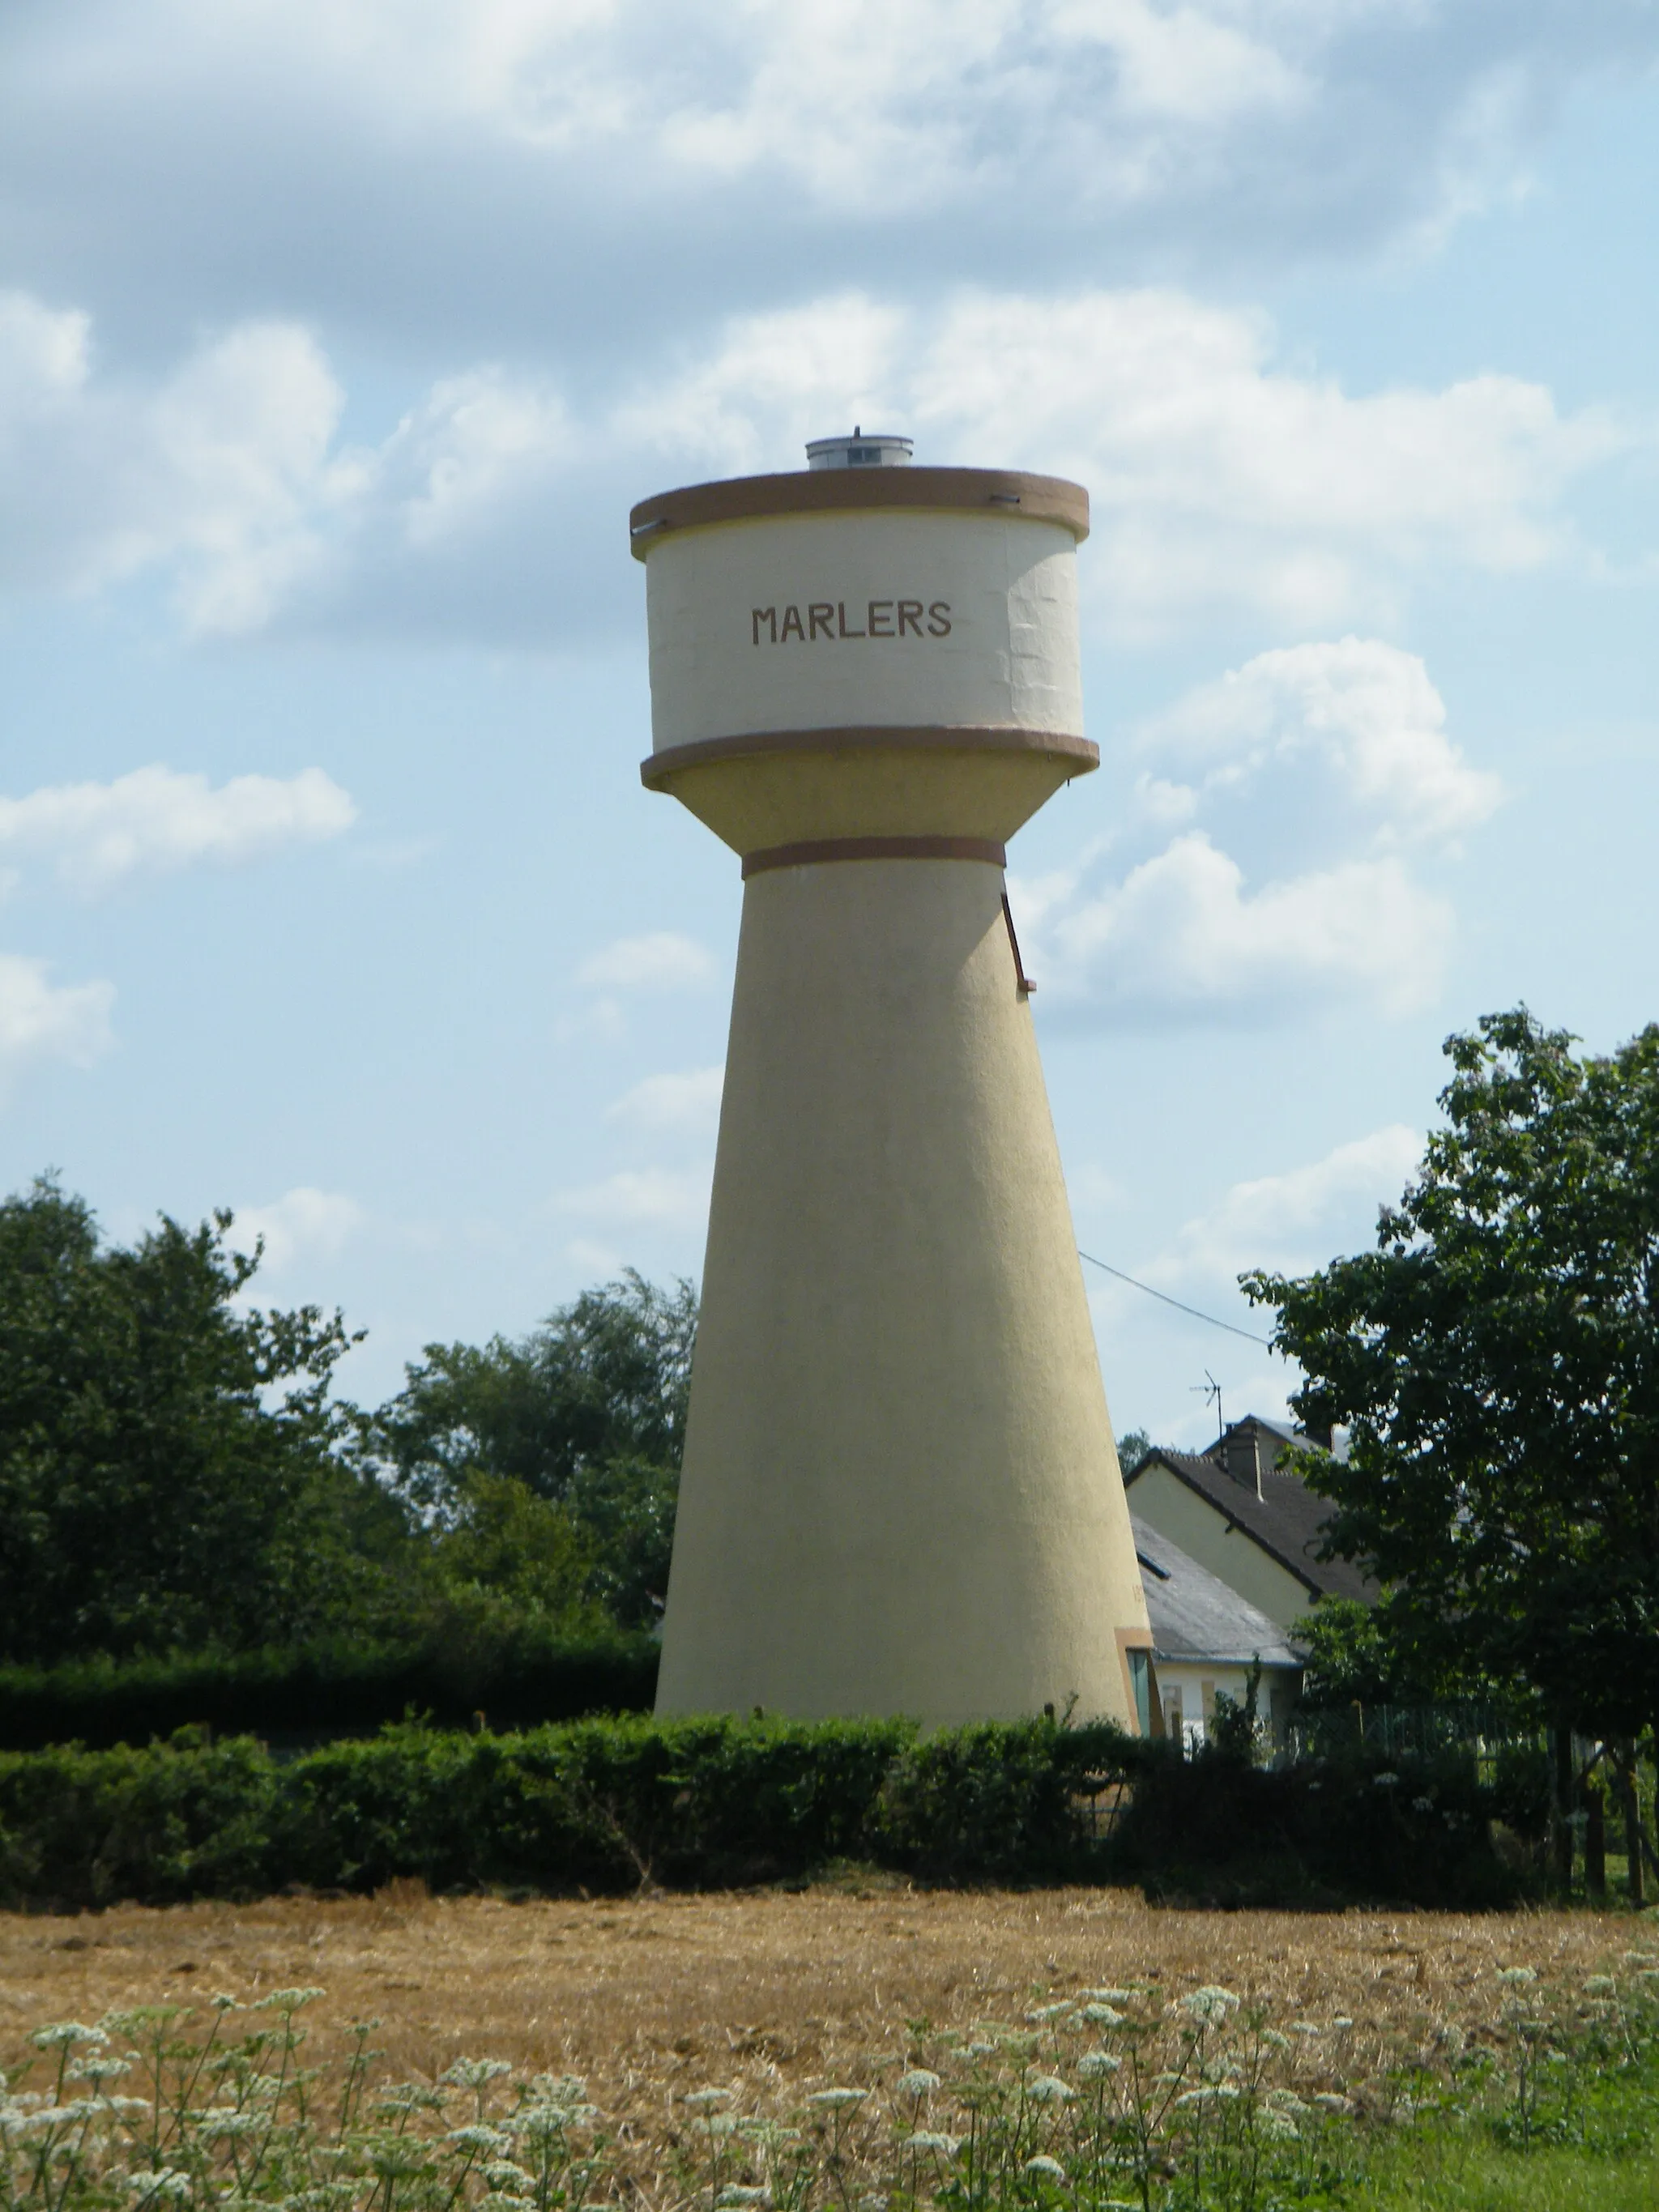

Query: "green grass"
left=1353, top=2039, right=1659, bottom=2210
left=1360, top=2130, right=1659, bottom=2209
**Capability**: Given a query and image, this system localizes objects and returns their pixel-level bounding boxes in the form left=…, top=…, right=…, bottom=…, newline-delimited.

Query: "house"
left=1123, top=1415, right=1374, bottom=1638
left=1130, top=1513, right=1304, bottom=1750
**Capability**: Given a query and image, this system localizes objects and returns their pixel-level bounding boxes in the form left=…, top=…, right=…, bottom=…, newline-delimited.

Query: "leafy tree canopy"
left=1245, top=1008, right=1659, bottom=1737
left=1114, top=1427, right=1153, bottom=1477
left=0, top=1176, right=403, bottom=1663
left=373, top=1271, right=697, bottom=1627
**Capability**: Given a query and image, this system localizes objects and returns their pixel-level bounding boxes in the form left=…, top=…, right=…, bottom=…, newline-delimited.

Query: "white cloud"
left=1026, top=832, right=1452, bottom=1021
left=1019, top=636, right=1499, bottom=1025
left=1141, top=637, right=1503, bottom=844
left=0, top=295, right=348, bottom=632
left=576, top=932, right=716, bottom=991
left=605, top=1065, right=724, bottom=1133
left=908, top=288, right=1623, bottom=635
left=556, top=1166, right=712, bottom=1227
left=0, top=283, right=1629, bottom=645
left=232, top=1186, right=366, bottom=1272
left=0, top=765, right=356, bottom=895
left=10, top=0, right=1653, bottom=337
left=0, top=953, right=114, bottom=1089
left=1158, top=1124, right=1423, bottom=1285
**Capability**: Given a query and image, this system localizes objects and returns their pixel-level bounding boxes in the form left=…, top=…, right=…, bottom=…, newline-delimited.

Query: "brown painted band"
left=629, top=467, right=1089, bottom=559
left=641, top=725, right=1098, bottom=788
left=742, top=836, right=1007, bottom=880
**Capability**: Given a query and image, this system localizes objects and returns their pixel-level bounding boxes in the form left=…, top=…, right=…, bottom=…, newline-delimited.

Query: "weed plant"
left=8, top=1961, right=1659, bottom=2212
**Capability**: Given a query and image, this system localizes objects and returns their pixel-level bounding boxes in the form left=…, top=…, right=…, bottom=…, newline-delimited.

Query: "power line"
left=1077, top=1248, right=1275, bottom=1349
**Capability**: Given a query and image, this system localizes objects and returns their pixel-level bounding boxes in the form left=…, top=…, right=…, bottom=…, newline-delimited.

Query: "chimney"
left=1220, top=1420, right=1266, bottom=1499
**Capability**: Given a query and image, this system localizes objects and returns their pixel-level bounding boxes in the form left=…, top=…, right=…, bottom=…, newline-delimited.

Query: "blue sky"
left=2, top=2, right=1657, bottom=1447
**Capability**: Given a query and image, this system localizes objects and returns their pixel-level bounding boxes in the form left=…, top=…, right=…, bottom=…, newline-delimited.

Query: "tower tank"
left=631, top=434, right=1151, bottom=1729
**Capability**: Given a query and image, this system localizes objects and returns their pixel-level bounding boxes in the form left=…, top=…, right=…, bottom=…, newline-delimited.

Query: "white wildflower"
left=198, top=2113, right=262, bottom=2141
left=715, top=2189, right=772, bottom=2207
left=1027, top=2003, right=1077, bottom=2023
left=807, top=2089, right=867, bottom=2110
left=1180, top=1987, right=1239, bottom=2027
left=1026, top=2075, right=1072, bottom=2104
left=1332, top=2018, right=1354, bottom=2031
left=1081, top=2003, right=1124, bottom=2026
left=1077, top=2051, right=1122, bottom=2078
left=127, top=2172, right=194, bottom=2204
left=1257, top=2110, right=1299, bottom=2142
left=529, top=2073, right=587, bottom=2098
left=895, top=2070, right=940, bottom=2099
left=1023, top=2154, right=1066, bottom=2181
left=484, top=2165, right=534, bottom=2193
left=1260, top=2030, right=1291, bottom=2051
left=1373, top=1772, right=1399, bottom=1788
left=442, top=2059, right=514, bottom=2090
left=446, top=2125, right=507, bottom=2153
left=1497, top=1967, right=1537, bottom=1988
left=1584, top=1975, right=1616, bottom=1997
left=30, top=2025, right=109, bottom=2053
left=1313, top=2093, right=1356, bottom=2115
left=1289, top=2022, right=1321, bottom=2038
left=683, top=2087, right=735, bottom=2113
left=902, top=2131, right=960, bottom=2156
left=253, top=1988, right=325, bottom=2011
left=69, top=2052, right=134, bottom=2081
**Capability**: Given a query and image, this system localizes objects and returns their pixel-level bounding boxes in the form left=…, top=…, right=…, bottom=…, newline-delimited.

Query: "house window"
left=1128, top=1649, right=1151, bottom=1737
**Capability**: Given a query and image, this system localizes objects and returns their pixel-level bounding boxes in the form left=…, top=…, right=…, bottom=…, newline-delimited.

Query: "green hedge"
left=1112, top=1741, right=1532, bottom=1909
left=0, top=1634, right=659, bottom=1752
left=0, top=1714, right=1143, bottom=1911
left=0, top=1715, right=1530, bottom=1915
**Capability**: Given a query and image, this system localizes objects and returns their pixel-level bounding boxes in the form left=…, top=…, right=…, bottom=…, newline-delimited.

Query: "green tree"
left=374, top=1271, right=697, bottom=1627
left=1114, top=1426, right=1153, bottom=1476
left=1243, top=1008, right=1659, bottom=1740
left=0, top=1177, right=406, bottom=1662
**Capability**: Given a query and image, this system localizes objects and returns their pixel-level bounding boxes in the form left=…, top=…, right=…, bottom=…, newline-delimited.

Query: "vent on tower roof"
left=806, top=428, right=914, bottom=471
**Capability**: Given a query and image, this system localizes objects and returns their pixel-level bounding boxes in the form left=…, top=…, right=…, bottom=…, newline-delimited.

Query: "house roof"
left=1124, top=1445, right=1375, bottom=1609
left=1131, top=1515, right=1304, bottom=1670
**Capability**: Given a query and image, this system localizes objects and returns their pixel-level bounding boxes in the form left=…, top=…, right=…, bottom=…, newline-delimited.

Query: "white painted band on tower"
left=631, top=450, right=1151, bottom=1731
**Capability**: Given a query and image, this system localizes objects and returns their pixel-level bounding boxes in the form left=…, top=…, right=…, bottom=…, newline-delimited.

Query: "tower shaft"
left=630, top=456, right=1152, bottom=1730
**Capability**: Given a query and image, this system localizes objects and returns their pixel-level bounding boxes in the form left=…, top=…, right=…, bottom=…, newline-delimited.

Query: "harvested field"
left=0, top=1883, right=1640, bottom=2101
left=6, top=1886, right=1657, bottom=2210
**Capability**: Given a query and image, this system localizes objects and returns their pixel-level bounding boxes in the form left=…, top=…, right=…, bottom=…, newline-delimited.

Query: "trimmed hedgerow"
left=0, top=1713, right=1149, bottom=1912
left=0, top=1632, right=659, bottom=1752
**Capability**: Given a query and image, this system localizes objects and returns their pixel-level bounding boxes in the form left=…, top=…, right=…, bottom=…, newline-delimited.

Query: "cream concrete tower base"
left=630, top=458, right=1151, bottom=1730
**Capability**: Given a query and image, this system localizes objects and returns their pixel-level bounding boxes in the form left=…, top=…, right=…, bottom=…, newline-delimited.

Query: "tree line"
left=0, top=1176, right=695, bottom=1668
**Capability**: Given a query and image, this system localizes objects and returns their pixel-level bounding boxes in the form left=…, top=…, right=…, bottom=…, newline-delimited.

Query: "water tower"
left=630, top=433, right=1151, bottom=1731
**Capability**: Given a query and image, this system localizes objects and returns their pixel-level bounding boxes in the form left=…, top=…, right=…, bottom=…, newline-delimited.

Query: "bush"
left=1111, top=1739, right=1529, bottom=1908
left=0, top=1711, right=1531, bottom=1915
left=0, top=1630, right=659, bottom=1751
left=0, top=1712, right=1146, bottom=1911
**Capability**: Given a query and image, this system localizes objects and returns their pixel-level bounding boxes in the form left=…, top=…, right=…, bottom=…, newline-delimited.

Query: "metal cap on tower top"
left=805, top=427, right=914, bottom=470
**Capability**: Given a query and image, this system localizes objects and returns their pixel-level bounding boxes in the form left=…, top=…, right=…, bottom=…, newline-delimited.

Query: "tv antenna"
left=1192, top=1370, right=1223, bottom=1450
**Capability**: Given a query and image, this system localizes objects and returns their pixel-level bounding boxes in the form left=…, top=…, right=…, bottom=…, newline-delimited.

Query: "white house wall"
left=1128, top=1464, right=1314, bottom=1634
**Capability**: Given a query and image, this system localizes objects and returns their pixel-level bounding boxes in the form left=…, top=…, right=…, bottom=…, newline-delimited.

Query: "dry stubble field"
left=1, top=1884, right=1642, bottom=2183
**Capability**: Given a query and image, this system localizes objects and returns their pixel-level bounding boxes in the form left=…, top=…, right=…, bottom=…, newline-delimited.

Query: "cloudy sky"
left=3, top=1, right=1657, bottom=1446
